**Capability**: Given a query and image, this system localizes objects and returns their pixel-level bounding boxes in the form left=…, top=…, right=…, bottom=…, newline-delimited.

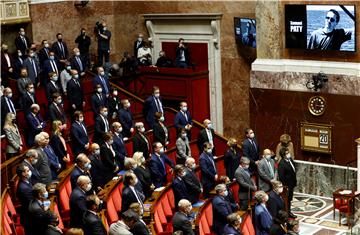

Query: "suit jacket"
left=70, top=55, right=86, bottom=73
left=40, top=146, right=61, bottom=179
left=134, top=166, right=153, bottom=198
left=258, top=158, right=276, bottom=192
left=20, top=92, right=37, bottom=114
left=93, top=75, right=110, bottom=96
left=44, top=225, right=63, bottom=235
left=109, top=220, right=132, bottom=235
left=130, top=220, right=150, bottom=235
left=176, top=137, right=191, bottom=163
left=82, top=210, right=107, bottom=235
left=132, top=133, right=150, bottom=159
left=70, top=186, right=87, bottom=228
left=48, top=102, right=67, bottom=124
left=28, top=199, right=52, bottom=234
left=254, top=204, right=273, bottom=235
left=22, top=159, right=42, bottom=185
left=16, top=180, right=33, bottom=222
left=38, top=47, right=50, bottom=67
left=89, top=154, right=112, bottom=190
left=183, top=168, right=202, bottom=204
left=175, top=46, right=190, bottom=65
left=113, top=132, right=127, bottom=167
left=100, top=143, right=118, bottom=174
left=70, top=166, right=87, bottom=190
left=223, top=224, right=243, bottom=235
left=17, top=77, right=32, bottom=96
left=108, top=96, right=121, bottom=117
left=26, top=112, right=46, bottom=147
left=212, top=195, right=233, bottom=235
left=34, top=149, right=53, bottom=186
left=197, top=128, right=216, bottom=155
left=267, top=190, right=285, bottom=218
left=121, top=186, right=145, bottom=213
left=199, top=152, right=217, bottom=192
left=153, top=121, right=169, bottom=146
left=67, top=78, right=84, bottom=108
left=172, top=211, right=195, bottom=235
left=23, top=57, right=40, bottom=84
left=46, top=81, right=62, bottom=103
left=52, top=41, right=69, bottom=60
left=15, top=35, right=31, bottom=55
left=118, top=108, right=133, bottom=138
left=43, top=59, right=61, bottom=77
left=134, top=40, right=145, bottom=57
left=174, top=110, right=193, bottom=129
left=149, top=153, right=174, bottom=188
left=172, top=177, right=191, bottom=206
left=234, top=166, right=256, bottom=200
left=91, top=93, right=107, bottom=115
left=242, top=138, right=260, bottom=163
left=93, top=115, right=110, bottom=145
left=224, top=147, right=241, bottom=180
left=4, top=125, right=22, bottom=154
left=278, top=158, right=297, bottom=189
left=1, top=96, right=16, bottom=120
left=142, top=95, right=164, bottom=128
left=70, top=121, right=89, bottom=156
left=13, top=57, right=24, bottom=79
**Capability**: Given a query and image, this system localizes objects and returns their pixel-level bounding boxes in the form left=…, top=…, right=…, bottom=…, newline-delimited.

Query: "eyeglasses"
left=326, top=17, right=336, bottom=23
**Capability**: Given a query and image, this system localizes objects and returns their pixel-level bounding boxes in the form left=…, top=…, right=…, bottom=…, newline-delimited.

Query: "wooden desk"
left=333, top=189, right=360, bottom=228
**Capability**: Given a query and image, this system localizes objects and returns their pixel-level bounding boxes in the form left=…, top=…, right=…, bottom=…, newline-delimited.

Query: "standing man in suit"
left=28, top=183, right=52, bottom=235
left=278, top=147, right=297, bottom=218
left=101, top=132, right=120, bottom=175
left=75, top=28, right=91, bottom=68
left=183, top=158, right=202, bottom=204
left=153, top=112, right=169, bottom=148
left=43, top=51, right=60, bottom=81
left=38, top=40, right=51, bottom=67
left=172, top=165, right=192, bottom=207
left=52, top=33, right=69, bottom=69
left=133, top=33, right=145, bottom=57
left=20, top=83, right=37, bottom=114
left=33, top=133, right=53, bottom=186
left=197, top=119, right=216, bottom=155
left=17, top=68, right=32, bottom=96
left=118, top=99, right=134, bottom=138
left=121, top=172, right=145, bottom=213
left=67, top=69, right=85, bottom=116
left=212, top=184, right=235, bottom=235
left=258, top=149, right=276, bottom=192
left=235, top=157, right=257, bottom=211
left=88, top=143, right=112, bottom=191
left=254, top=191, right=273, bottom=235
left=13, top=50, right=25, bottom=79
left=46, top=72, right=62, bottom=103
left=93, top=106, right=110, bottom=145
left=97, top=21, right=111, bottom=66
left=172, top=199, right=195, bottom=235
left=93, top=66, right=110, bottom=97
left=1, top=88, right=16, bottom=129
left=149, top=142, right=174, bottom=188
left=23, top=49, right=40, bottom=87
left=22, top=149, right=42, bottom=185
left=176, top=128, right=191, bottom=165
left=82, top=195, right=107, bottom=235
left=175, top=38, right=190, bottom=68
left=199, top=142, right=217, bottom=198
left=132, top=122, right=150, bottom=159
left=70, top=175, right=92, bottom=228
left=70, top=47, right=86, bottom=76
left=26, top=104, right=46, bottom=147
left=242, top=128, right=260, bottom=172
left=1, top=44, right=14, bottom=86
left=70, top=154, right=92, bottom=189
left=91, top=84, right=107, bottom=117
left=174, top=101, right=193, bottom=139
left=111, top=122, right=127, bottom=168
left=142, top=86, right=164, bottom=129
left=15, top=28, right=31, bottom=58
left=267, top=181, right=285, bottom=218
left=48, top=93, right=67, bottom=125
left=71, top=111, right=89, bottom=156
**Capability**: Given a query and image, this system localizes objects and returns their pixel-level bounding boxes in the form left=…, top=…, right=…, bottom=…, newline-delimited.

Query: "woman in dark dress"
left=224, top=137, right=241, bottom=180
left=50, top=120, right=70, bottom=170
left=152, top=112, right=169, bottom=148
left=133, top=151, right=155, bottom=199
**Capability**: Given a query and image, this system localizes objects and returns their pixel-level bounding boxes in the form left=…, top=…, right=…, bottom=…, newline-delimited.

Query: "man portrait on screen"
left=242, top=21, right=256, bottom=48
left=307, top=9, right=352, bottom=50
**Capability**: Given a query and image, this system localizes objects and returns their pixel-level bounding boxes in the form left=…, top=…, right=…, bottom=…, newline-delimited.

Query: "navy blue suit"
left=16, top=180, right=33, bottom=227
left=267, top=190, right=285, bottom=218
left=82, top=210, right=107, bottom=235
left=46, top=81, right=62, bottom=103
left=26, top=112, right=46, bottom=147
left=48, top=102, right=67, bottom=124
left=89, top=154, right=111, bottom=190
left=20, top=92, right=37, bottom=114
left=70, top=121, right=89, bottom=156
left=42, top=145, right=61, bottom=179
left=91, top=93, right=107, bottom=116
left=172, top=177, right=191, bottom=207
left=121, top=186, right=145, bottom=213
left=52, top=41, right=69, bottom=61
left=118, top=108, right=134, bottom=138
left=38, top=47, right=50, bottom=67
left=142, top=95, right=164, bottom=128
left=199, top=152, right=217, bottom=197
left=174, top=110, right=193, bottom=139
left=92, top=75, right=110, bottom=96
left=43, top=59, right=60, bottom=77
left=70, top=186, right=87, bottom=228
left=254, top=204, right=273, bottom=235
left=112, top=132, right=127, bottom=168
left=223, top=224, right=243, bottom=235
left=242, top=138, right=260, bottom=165
left=212, top=195, right=233, bottom=235
left=93, top=115, right=110, bottom=145
left=22, top=160, right=42, bottom=185
left=70, top=166, right=87, bottom=190
left=23, top=57, right=40, bottom=85
left=70, top=56, right=86, bottom=74
left=149, top=153, right=174, bottom=188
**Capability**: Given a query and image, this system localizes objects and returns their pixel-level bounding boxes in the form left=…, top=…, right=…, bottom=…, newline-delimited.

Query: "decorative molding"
left=29, top=0, right=67, bottom=4
left=143, top=13, right=222, bottom=21
left=210, top=20, right=219, bottom=49
left=1, top=0, right=30, bottom=25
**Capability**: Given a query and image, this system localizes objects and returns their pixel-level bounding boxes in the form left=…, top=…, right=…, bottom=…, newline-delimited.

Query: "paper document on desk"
left=154, top=186, right=165, bottom=192
left=339, top=190, right=352, bottom=195
left=112, top=176, right=119, bottom=180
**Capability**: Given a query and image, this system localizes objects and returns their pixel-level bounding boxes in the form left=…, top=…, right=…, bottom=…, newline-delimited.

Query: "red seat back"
left=59, top=175, right=71, bottom=212
left=53, top=201, right=64, bottom=230
left=160, top=194, right=172, bottom=218
left=106, top=197, right=119, bottom=224
left=241, top=214, right=255, bottom=235
left=166, top=189, right=175, bottom=210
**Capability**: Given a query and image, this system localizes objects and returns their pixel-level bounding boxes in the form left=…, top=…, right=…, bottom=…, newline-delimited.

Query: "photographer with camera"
left=75, top=28, right=91, bottom=68
left=96, top=21, right=111, bottom=66
left=175, top=38, right=190, bottom=68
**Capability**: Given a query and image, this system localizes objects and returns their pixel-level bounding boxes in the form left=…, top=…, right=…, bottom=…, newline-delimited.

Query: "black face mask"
left=12, top=119, right=16, bottom=124
left=3, top=49, right=8, bottom=53
left=58, top=38, right=63, bottom=43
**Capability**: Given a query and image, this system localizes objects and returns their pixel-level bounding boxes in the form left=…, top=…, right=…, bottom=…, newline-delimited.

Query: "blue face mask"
left=43, top=192, right=49, bottom=199
left=85, top=163, right=92, bottom=170
left=223, top=190, right=228, bottom=197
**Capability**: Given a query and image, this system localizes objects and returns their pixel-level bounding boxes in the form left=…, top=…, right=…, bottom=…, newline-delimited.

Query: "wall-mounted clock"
left=308, top=96, right=326, bottom=116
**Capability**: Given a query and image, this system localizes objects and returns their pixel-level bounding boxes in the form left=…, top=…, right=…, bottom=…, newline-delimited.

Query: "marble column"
left=255, top=0, right=282, bottom=59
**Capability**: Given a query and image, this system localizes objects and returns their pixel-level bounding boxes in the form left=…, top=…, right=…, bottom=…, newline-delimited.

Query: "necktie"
left=19, top=58, right=23, bottom=65
left=155, top=98, right=163, bottom=113
left=34, top=114, right=41, bottom=126
left=59, top=42, right=65, bottom=58
left=183, top=111, right=188, bottom=122
left=6, top=98, right=16, bottom=114
left=159, top=156, right=166, bottom=172
left=50, top=60, right=58, bottom=75
left=208, top=155, right=216, bottom=172
left=28, top=93, right=34, bottom=103
left=288, top=160, right=296, bottom=172
left=98, top=94, right=102, bottom=102
left=76, top=56, right=83, bottom=71
left=141, top=134, right=149, bottom=150
left=267, top=160, right=274, bottom=179
left=45, top=48, right=49, bottom=58
left=100, top=76, right=108, bottom=94
left=52, top=82, right=58, bottom=90
left=102, top=116, right=109, bottom=132
left=207, top=129, right=213, bottom=145
left=22, top=37, right=28, bottom=48
left=31, top=59, right=38, bottom=77
left=79, top=122, right=87, bottom=136
left=4, top=54, right=11, bottom=67
left=75, top=80, right=80, bottom=87
left=250, top=139, right=257, bottom=150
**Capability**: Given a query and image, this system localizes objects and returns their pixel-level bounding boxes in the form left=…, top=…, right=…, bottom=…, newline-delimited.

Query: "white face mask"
left=27, top=170, right=32, bottom=179
left=100, top=71, right=105, bottom=76
left=140, top=157, right=145, bottom=163
left=154, top=93, right=160, bottom=98
left=75, top=52, right=80, bottom=56
left=32, top=158, right=38, bottom=165
left=113, top=91, right=118, bottom=96
left=286, top=153, right=291, bottom=159
left=140, top=127, right=145, bottom=133
left=159, top=116, right=165, bottom=122
left=127, top=103, right=131, bottom=108
left=181, top=133, right=187, bottom=139
left=223, top=190, right=228, bottom=197
left=44, top=43, right=49, bottom=48
left=265, top=155, right=271, bottom=160
left=207, top=123, right=212, bottom=129
left=181, top=107, right=187, bottom=112
left=79, top=117, right=84, bottom=122
left=181, top=171, right=187, bottom=177
left=206, top=149, right=212, bottom=154
left=159, top=147, right=164, bottom=154
left=85, top=183, right=92, bottom=192
left=97, top=88, right=103, bottom=93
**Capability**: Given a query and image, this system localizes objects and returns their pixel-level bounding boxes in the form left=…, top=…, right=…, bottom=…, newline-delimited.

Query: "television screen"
left=285, top=4, right=356, bottom=51
left=234, top=18, right=256, bottom=48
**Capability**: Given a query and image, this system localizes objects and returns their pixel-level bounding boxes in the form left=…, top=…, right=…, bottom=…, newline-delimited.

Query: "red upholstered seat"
left=204, top=202, right=213, bottom=228
left=166, top=189, right=175, bottom=210
left=52, top=201, right=64, bottom=230
left=16, top=110, right=27, bottom=130
left=58, top=175, right=71, bottom=222
left=230, top=182, right=239, bottom=203
left=106, top=197, right=119, bottom=224
left=160, top=193, right=173, bottom=218
left=2, top=191, right=25, bottom=235
left=125, top=141, right=133, bottom=157
left=111, top=188, right=122, bottom=212
left=241, top=214, right=255, bottom=235
left=198, top=201, right=215, bottom=235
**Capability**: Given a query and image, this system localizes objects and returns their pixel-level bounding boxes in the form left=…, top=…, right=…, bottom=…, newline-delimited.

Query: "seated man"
left=149, top=142, right=174, bottom=188
left=172, top=199, right=195, bottom=235
left=155, top=50, right=174, bottom=67
left=212, top=184, right=235, bottom=235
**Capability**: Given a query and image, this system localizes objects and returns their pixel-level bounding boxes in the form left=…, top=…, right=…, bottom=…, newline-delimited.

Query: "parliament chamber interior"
left=1, top=1, right=360, bottom=235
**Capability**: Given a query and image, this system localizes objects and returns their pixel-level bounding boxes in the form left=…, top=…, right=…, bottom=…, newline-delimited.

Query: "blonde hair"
left=133, top=152, right=144, bottom=166
left=65, top=228, right=84, bottom=235
left=4, top=112, right=16, bottom=130
left=227, top=137, right=237, bottom=147
left=52, top=120, right=63, bottom=136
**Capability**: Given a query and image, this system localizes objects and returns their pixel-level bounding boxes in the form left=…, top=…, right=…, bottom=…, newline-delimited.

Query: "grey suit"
left=257, top=158, right=276, bottom=192
left=109, top=221, right=133, bottom=235
left=172, top=211, right=195, bottom=235
left=235, top=166, right=256, bottom=210
left=176, top=137, right=191, bottom=164
left=4, top=125, right=22, bottom=154
left=23, top=57, right=40, bottom=85
left=34, top=148, right=53, bottom=186
left=17, top=77, right=33, bottom=95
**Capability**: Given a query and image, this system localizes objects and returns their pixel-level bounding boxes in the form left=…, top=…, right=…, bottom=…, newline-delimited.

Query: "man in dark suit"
left=52, top=33, right=69, bottom=69
left=71, top=111, right=90, bottom=156
left=174, top=101, right=193, bottom=139
left=111, top=122, right=127, bottom=168
left=13, top=50, right=25, bottom=79
left=46, top=72, right=62, bottom=103
left=242, top=128, right=260, bottom=172
left=23, top=49, right=40, bottom=87
left=38, top=40, right=51, bottom=67
left=183, top=157, right=202, bottom=204
left=133, top=33, right=145, bottom=57
left=172, top=165, right=191, bottom=207
left=142, top=86, right=164, bottom=129
left=197, top=119, right=216, bottom=155
left=75, top=28, right=91, bottom=68
left=199, top=142, right=218, bottom=198
left=70, top=154, right=92, bottom=190
left=234, top=157, right=257, bottom=211
left=70, top=175, right=92, bottom=228
left=14, top=28, right=31, bottom=57
left=172, top=199, right=195, bottom=235
left=175, top=38, right=190, bottom=68
left=121, top=172, right=145, bottom=213
left=48, top=92, right=67, bottom=124
left=43, top=51, right=61, bottom=80
left=26, top=104, right=46, bottom=147
left=118, top=99, right=134, bottom=138
left=16, top=164, right=34, bottom=233
left=67, top=69, right=85, bottom=116
left=1, top=88, right=17, bottom=126
left=267, top=181, right=285, bottom=218
left=93, top=66, right=110, bottom=97
left=149, top=142, right=174, bottom=188
left=91, top=84, right=108, bottom=117
left=132, top=122, right=150, bottom=159
left=82, top=195, right=107, bottom=235
left=93, top=106, right=110, bottom=145
left=22, top=149, right=42, bottom=185
left=70, top=47, right=86, bottom=76
left=1, top=44, right=14, bottom=86
left=96, top=22, right=111, bottom=66
left=20, top=83, right=37, bottom=114
left=28, top=183, right=52, bottom=235
left=212, top=184, right=235, bottom=235
left=88, top=143, right=112, bottom=191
